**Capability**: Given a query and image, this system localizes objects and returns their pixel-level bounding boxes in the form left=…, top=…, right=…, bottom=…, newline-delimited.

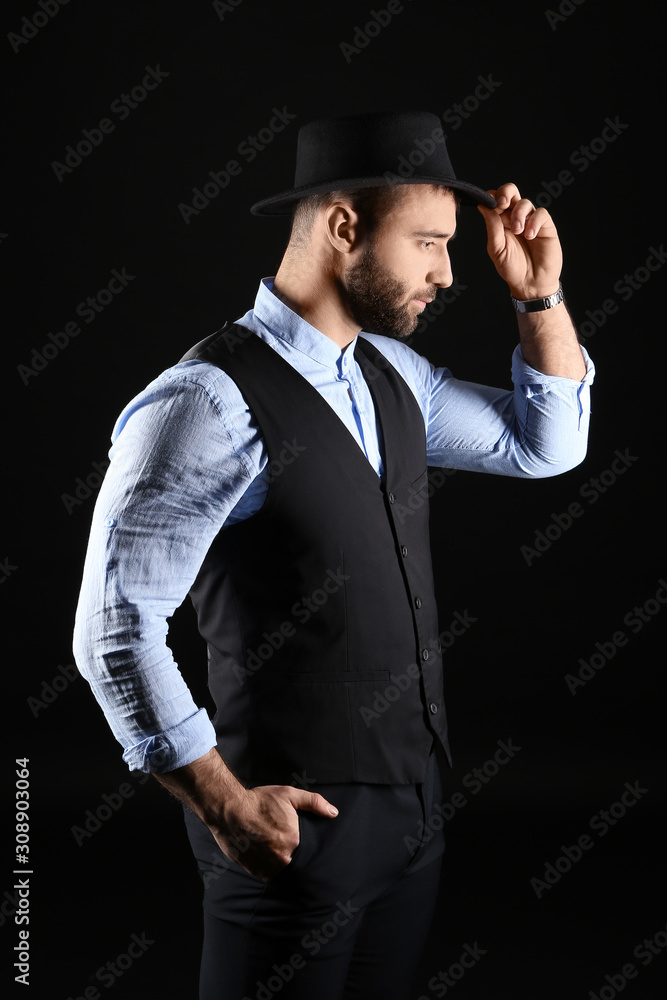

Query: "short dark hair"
left=288, top=183, right=459, bottom=249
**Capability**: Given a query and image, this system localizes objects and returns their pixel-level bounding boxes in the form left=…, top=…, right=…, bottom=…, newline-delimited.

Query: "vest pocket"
left=409, top=469, right=429, bottom=494
left=286, top=670, right=390, bottom=683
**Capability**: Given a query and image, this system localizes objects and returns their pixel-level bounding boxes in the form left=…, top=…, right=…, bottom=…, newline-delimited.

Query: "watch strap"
left=512, top=283, right=564, bottom=313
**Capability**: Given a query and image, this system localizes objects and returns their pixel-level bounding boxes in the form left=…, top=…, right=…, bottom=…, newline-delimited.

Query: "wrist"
left=153, top=747, right=245, bottom=830
left=511, top=282, right=564, bottom=313
left=208, top=782, right=250, bottom=836
left=508, top=281, right=561, bottom=301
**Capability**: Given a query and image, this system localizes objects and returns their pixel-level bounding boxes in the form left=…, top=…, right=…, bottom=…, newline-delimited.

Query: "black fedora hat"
left=250, top=110, right=496, bottom=216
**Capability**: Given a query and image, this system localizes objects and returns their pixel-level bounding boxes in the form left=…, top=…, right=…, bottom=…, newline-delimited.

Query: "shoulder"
left=111, top=359, right=251, bottom=443
left=127, top=359, right=247, bottom=412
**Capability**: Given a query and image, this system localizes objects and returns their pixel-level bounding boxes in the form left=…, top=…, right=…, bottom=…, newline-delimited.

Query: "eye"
left=420, top=240, right=435, bottom=249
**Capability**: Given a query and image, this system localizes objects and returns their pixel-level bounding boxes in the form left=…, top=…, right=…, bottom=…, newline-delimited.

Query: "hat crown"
left=294, top=111, right=455, bottom=188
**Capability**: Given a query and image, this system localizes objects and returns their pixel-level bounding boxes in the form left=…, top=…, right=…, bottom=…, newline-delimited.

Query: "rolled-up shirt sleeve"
left=422, top=344, right=595, bottom=476
left=72, top=362, right=257, bottom=773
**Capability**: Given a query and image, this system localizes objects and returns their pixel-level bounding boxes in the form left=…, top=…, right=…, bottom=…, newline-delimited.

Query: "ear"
left=324, top=201, right=363, bottom=255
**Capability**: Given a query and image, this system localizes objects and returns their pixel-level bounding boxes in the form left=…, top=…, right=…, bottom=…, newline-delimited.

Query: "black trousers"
left=183, top=748, right=445, bottom=1000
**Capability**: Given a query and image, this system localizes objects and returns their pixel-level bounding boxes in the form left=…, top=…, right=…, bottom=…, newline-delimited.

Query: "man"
left=73, top=110, right=594, bottom=999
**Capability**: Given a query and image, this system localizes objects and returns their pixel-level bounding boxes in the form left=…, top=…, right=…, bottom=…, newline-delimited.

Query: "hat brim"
left=250, top=175, right=496, bottom=216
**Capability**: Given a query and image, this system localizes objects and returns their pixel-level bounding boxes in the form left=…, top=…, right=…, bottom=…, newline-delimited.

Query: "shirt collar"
left=251, top=277, right=358, bottom=374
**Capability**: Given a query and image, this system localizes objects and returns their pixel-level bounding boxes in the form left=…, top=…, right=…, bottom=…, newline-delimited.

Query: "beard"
left=343, top=239, right=436, bottom=340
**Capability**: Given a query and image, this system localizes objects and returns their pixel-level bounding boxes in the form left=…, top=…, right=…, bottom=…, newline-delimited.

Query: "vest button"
left=388, top=492, right=395, bottom=504
left=422, top=648, right=429, bottom=661
left=401, top=545, right=408, bottom=557
left=429, top=702, right=438, bottom=714
left=415, top=597, right=422, bottom=609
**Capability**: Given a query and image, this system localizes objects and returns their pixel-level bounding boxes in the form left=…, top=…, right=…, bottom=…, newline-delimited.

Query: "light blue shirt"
left=72, top=277, right=595, bottom=773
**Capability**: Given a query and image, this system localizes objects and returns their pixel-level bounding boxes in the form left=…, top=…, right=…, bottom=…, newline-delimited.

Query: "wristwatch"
left=511, top=283, right=564, bottom=313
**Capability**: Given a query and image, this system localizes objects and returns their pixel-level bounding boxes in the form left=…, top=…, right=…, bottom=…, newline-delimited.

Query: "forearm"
left=73, top=593, right=218, bottom=772
left=424, top=342, right=594, bottom=477
left=515, top=298, right=587, bottom=380
left=152, top=747, right=245, bottom=832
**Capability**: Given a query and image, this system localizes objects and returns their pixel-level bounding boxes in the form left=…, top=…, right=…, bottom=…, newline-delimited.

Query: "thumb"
left=288, top=788, right=339, bottom=817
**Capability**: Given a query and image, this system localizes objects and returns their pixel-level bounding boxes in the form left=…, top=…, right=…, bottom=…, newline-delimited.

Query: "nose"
left=426, top=250, right=453, bottom=289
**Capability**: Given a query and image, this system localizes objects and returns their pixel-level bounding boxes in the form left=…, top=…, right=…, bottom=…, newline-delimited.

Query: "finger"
left=507, top=197, right=538, bottom=234
left=289, top=788, right=339, bottom=816
left=477, top=201, right=508, bottom=258
left=491, top=183, right=520, bottom=213
left=523, top=207, right=557, bottom=239
left=479, top=188, right=513, bottom=216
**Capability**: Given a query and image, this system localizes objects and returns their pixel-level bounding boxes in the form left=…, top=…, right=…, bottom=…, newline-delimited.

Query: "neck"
left=272, top=253, right=361, bottom=350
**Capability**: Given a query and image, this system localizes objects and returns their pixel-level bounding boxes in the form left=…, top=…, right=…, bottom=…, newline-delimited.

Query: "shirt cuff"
left=121, top=708, right=217, bottom=773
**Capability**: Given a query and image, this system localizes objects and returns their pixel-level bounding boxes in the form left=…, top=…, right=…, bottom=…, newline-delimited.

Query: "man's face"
left=343, top=186, right=457, bottom=339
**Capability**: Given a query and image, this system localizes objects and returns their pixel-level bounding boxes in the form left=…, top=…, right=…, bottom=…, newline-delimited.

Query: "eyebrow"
left=410, top=230, right=457, bottom=240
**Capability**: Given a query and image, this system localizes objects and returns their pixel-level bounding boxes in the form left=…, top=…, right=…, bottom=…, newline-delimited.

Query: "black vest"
left=179, top=323, right=452, bottom=785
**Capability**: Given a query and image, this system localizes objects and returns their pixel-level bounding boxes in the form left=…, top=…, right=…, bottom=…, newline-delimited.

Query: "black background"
left=2, top=1, right=665, bottom=997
